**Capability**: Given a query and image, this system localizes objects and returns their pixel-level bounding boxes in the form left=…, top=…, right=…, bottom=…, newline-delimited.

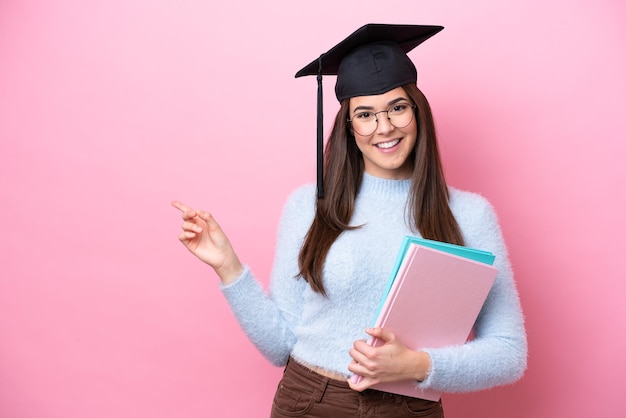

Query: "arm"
left=418, top=196, right=528, bottom=393
left=172, top=187, right=314, bottom=366
left=347, top=194, right=527, bottom=393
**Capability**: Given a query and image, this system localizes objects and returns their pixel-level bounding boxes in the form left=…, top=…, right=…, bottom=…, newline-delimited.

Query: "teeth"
left=376, top=139, right=400, bottom=149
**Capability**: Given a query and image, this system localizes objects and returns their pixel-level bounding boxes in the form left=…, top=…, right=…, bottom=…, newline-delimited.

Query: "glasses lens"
left=351, top=113, right=377, bottom=136
left=388, top=103, right=415, bottom=129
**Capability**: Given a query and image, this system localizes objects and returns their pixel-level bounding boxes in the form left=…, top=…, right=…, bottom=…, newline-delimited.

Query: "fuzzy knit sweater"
left=221, top=173, right=527, bottom=394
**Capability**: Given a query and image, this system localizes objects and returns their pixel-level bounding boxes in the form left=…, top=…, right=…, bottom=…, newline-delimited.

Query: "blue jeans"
left=270, top=358, right=444, bottom=418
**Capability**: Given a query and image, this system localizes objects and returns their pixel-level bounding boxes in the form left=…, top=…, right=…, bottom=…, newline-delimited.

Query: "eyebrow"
left=352, top=97, right=411, bottom=114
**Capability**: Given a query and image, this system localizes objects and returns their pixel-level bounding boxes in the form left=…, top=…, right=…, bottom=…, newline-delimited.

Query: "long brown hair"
left=298, top=84, right=464, bottom=295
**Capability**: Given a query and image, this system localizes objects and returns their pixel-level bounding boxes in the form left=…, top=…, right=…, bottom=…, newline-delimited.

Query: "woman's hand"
left=347, top=327, right=432, bottom=392
left=171, top=201, right=243, bottom=285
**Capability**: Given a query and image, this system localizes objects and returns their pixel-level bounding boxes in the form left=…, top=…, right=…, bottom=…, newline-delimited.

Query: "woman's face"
left=349, top=87, right=418, bottom=179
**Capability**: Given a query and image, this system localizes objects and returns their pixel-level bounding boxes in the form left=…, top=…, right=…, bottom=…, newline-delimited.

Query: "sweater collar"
left=359, top=172, right=412, bottom=199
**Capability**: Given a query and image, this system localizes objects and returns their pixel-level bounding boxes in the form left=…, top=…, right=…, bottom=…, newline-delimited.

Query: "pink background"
left=1, top=1, right=625, bottom=417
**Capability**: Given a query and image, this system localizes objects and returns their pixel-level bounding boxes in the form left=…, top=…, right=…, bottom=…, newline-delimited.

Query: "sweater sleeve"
left=417, top=194, right=528, bottom=393
left=219, top=186, right=314, bottom=367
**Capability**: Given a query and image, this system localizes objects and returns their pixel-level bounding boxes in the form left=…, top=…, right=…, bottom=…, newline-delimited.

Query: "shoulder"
left=448, top=187, right=504, bottom=252
left=283, top=183, right=317, bottom=213
left=448, top=187, right=496, bottom=220
left=277, top=182, right=317, bottom=233
left=284, top=183, right=317, bottom=210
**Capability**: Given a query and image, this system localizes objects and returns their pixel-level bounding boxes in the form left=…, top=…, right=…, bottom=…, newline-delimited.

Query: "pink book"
left=351, top=243, right=498, bottom=401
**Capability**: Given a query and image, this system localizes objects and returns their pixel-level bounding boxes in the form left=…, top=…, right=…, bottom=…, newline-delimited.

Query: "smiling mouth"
left=375, top=139, right=401, bottom=149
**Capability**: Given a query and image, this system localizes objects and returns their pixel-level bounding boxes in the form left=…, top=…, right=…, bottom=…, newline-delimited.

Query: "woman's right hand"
left=171, top=201, right=243, bottom=285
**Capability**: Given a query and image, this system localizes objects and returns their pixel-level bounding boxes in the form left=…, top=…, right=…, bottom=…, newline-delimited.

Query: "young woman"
left=173, top=24, right=527, bottom=418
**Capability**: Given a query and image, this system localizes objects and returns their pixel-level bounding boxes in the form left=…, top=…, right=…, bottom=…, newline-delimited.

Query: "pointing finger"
left=172, top=201, right=202, bottom=221
left=171, top=200, right=191, bottom=213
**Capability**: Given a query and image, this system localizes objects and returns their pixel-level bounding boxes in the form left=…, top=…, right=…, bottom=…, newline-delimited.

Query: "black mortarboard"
left=295, top=24, right=443, bottom=198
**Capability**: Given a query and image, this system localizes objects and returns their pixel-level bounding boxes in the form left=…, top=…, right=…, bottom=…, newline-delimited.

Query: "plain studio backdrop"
left=1, top=1, right=625, bottom=417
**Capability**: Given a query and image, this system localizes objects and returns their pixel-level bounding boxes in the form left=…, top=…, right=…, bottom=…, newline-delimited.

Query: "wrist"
left=414, top=351, right=432, bottom=382
left=216, top=256, right=244, bottom=285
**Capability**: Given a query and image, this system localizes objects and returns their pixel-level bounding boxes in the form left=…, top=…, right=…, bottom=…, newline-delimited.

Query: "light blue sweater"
left=221, top=173, right=527, bottom=394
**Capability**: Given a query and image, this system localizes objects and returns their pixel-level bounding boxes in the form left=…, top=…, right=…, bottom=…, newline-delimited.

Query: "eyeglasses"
left=347, top=101, right=417, bottom=136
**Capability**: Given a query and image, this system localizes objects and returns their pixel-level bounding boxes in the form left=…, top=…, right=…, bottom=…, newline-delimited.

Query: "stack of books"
left=351, top=236, right=498, bottom=401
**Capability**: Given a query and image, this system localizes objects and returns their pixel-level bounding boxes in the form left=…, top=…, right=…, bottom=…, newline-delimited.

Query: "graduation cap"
left=295, top=23, right=443, bottom=198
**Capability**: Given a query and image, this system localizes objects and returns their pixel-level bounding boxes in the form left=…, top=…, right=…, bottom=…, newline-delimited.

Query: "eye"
left=354, top=111, right=374, bottom=120
left=389, top=103, right=410, bottom=114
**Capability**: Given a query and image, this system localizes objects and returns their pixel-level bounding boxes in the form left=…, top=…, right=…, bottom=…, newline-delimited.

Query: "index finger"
left=171, top=200, right=192, bottom=213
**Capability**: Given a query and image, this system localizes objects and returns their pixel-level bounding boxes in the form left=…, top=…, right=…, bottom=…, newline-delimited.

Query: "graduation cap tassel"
left=316, top=54, right=324, bottom=199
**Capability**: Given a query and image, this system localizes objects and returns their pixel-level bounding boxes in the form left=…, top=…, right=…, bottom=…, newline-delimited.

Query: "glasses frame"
left=347, top=103, right=417, bottom=136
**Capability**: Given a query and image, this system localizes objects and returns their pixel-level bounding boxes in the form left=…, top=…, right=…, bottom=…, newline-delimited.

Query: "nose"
left=375, top=111, right=394, bottom=135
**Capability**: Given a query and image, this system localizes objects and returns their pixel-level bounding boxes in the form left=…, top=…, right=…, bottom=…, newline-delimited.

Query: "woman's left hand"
left=347, top=327, right=431, bottom=392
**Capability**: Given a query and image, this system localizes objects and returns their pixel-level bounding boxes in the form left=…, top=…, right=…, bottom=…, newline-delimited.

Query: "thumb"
left=197, top=210, right=217, bottom=226
left=197, top=211, right=225, bottom=236
left=365, top=327, right=395, bottom=344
